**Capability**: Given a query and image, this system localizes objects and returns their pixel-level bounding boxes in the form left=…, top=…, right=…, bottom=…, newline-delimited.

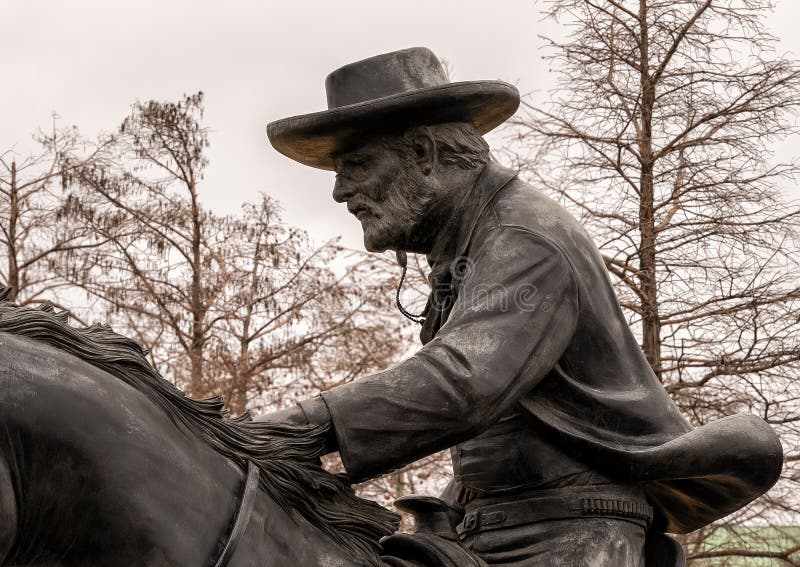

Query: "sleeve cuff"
left=298, top=395, right=338, bottom=456
left=298, top=395, right=332, bottom=427
left=319, top=389, right=365, bottom=482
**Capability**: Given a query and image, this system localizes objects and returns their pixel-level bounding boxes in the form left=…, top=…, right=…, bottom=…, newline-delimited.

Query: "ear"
left=411, top=129, right=436, bottom=176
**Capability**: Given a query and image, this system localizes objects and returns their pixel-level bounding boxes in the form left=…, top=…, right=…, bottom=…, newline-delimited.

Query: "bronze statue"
left=265, top=47, right=783, bottom=566
left=0, top=46, right=783, bottom=567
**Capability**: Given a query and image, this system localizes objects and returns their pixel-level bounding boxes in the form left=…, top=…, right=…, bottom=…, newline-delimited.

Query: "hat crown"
left=325, top=47, right=448, bottom=109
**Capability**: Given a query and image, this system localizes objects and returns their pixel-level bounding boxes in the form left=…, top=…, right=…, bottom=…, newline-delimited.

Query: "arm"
left=322, top=226, right=580, bottom=482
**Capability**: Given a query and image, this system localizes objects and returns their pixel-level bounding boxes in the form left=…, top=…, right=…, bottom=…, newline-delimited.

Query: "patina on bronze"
left=0, top=46, right=781, bottom=567
left=265, top=47, right=783, bottom=566
left=0, top=293, right=401, bottom=567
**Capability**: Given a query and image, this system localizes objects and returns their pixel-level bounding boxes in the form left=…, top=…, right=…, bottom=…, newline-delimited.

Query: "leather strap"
left=457, top=487, right=653, bottom=537
left=214, top=461, right=260, bottom=567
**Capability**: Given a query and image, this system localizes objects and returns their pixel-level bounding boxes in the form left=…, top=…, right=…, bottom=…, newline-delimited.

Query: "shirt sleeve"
left=321, top=226, right=580, bottom=482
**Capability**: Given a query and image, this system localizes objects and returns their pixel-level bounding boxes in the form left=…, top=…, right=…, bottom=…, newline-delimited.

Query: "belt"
left=456, top=485, right=653, bottom=537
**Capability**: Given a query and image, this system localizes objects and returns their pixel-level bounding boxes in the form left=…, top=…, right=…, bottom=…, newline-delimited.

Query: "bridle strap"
left=214, top=461, right=260, bottom=567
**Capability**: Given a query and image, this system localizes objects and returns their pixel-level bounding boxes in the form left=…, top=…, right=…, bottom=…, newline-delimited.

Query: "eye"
left=341, top=157, right=370, bottom=180
left=347, top=157, right=368, bottom=169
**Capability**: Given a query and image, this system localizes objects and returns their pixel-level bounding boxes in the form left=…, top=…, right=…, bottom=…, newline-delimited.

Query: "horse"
left=0, top=293, right=401, bottom=566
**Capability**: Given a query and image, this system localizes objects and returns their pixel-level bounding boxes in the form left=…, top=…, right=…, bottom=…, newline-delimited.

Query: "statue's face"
left=332, top=139, right=436, bottom=252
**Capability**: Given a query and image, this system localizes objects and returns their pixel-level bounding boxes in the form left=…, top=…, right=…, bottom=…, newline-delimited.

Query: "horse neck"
left=232, top=488, right=365, bottom=567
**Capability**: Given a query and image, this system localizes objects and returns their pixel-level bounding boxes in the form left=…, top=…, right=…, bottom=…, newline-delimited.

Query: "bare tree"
left=0, top=122, right=110, bottom=313
left=211, top=195, right=405, bottom=415
left=65, top=92, right=229, bottom=394
left=66, top=93, right=414, bottom=421
left=211, top=197, right=439, bottom=522
left=508, top=0, right=800, bottom=561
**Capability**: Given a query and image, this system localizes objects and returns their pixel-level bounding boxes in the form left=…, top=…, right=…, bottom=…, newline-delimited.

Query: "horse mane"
left=0, top=290, right=398, bottom=566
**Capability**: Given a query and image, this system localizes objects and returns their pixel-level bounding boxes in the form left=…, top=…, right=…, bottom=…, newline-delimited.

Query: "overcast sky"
left=3, top=0, right=799, bottom=250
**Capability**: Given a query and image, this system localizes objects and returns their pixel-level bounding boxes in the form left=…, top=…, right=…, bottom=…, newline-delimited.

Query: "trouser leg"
left=462, top=518, right=646, bottom=567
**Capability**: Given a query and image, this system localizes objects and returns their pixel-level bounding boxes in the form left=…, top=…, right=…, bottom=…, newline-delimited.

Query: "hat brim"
left=267, top=80, right=520, bottom=170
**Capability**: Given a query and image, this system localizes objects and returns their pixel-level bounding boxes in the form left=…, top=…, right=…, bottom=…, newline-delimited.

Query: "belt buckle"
left=462, top=511, right=478, bottom=534
left=459, top=509, right=507, bottom=536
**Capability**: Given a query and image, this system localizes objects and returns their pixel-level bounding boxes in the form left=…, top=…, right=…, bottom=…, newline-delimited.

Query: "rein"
left=213, top=461, right=260, bottom=567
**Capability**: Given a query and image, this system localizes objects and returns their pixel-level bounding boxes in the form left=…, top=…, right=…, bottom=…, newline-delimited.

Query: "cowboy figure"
left=262, top=47, right=782, bottom=566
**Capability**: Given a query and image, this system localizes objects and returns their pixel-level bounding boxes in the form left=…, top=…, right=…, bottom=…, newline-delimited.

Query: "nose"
left=332, top=176, right=352, bottom=203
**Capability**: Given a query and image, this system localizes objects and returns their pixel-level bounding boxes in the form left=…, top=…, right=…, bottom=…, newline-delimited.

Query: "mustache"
left=346, top=199, right=375, bottom=216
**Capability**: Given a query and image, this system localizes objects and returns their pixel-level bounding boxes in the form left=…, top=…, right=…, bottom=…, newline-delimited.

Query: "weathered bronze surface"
left=0, top=296, right=398, bottom=566
left=0, top=47, right=784, bottom=567
left=265, top=47, right=784, bottom=566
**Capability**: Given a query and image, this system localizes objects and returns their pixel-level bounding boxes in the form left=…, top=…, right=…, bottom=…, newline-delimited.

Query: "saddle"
left=380, top=496, right=487, bottom=567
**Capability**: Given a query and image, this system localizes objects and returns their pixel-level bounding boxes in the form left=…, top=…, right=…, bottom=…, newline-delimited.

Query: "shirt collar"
left=426, top=162, right=518, bottom=271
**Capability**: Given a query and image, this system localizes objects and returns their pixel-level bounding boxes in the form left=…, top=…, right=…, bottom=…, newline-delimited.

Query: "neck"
left=405, top=164, right=485, bottom=255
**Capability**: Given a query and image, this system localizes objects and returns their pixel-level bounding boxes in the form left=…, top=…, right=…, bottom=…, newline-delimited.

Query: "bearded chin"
left=364, top=165, right=435, bottom=252
left=362, top=221, right=394, bottom=252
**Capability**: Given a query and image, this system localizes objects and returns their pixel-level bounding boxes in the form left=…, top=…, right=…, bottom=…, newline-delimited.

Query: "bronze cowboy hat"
left=267, top=47, right=520, bottom=170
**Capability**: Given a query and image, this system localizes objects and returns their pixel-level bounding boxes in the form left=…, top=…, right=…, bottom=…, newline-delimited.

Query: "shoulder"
left=453, top=224, right=580, bottom=328
left=463, top=177, right=592, bottom=290
left=465, top=222, right=578, bottom=290
left=469, top=176, right=581, bottom=245
left=492, top=178, right=581, bottom=235
left=474, top=177, right=596, bottom=264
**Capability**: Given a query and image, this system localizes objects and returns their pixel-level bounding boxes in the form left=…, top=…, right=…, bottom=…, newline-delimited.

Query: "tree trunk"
left=7, top=161, right=19, bottom=302
left=228, top=344, right=250, bottom=416
left=189, top=178, right=205, bottom=394
left=638, top=0, right=662, bottom=380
